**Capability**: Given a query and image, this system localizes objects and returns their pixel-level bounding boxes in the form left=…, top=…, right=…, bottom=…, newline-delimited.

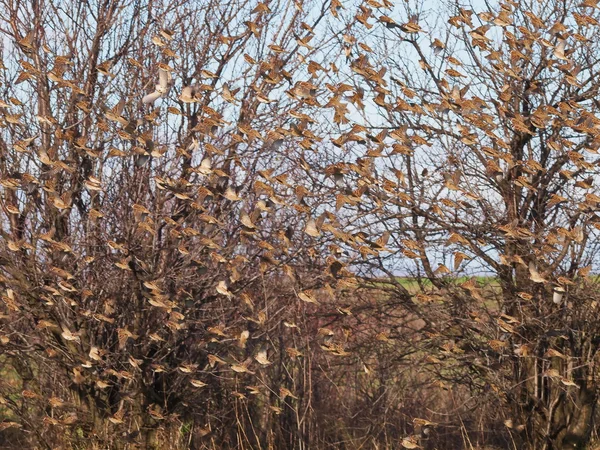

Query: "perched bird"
left=142, top=68, right=172, bottom=105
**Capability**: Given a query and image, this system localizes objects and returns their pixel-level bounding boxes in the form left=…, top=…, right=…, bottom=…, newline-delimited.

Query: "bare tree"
left=5, top=0, right=600, bottom=448
left=327, top=0, right=600, bottom=448
left=0, top=0, right=349, bottom=448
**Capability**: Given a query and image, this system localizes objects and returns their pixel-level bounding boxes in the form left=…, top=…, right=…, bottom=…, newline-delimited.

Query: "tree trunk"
left=516, top=362, right=596, bottom=450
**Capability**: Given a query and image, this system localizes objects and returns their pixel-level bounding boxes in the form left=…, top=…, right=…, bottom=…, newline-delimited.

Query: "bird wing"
left=158, top=68, right=172, bottom=90
left=142, top=90, right=162, bottom=105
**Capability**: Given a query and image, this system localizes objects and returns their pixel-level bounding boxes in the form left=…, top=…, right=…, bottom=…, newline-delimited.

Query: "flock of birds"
left=5, top=1, right=600, bottom=447
left=134, top=0, right=589, bottom=307
left=142, top=68, right=202, bottom=105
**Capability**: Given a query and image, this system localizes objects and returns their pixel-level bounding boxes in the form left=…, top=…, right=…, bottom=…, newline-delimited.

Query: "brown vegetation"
left=2, top=0, right=600, bottom=449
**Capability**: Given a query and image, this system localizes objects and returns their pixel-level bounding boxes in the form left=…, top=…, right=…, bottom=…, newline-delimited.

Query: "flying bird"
left=553, top=39, right=569, bottom=61
left=180, top=85, right=201, bottom=103
left=528, top=261, right=547, bottom=283
left=143, top=68, right=172, bottom=105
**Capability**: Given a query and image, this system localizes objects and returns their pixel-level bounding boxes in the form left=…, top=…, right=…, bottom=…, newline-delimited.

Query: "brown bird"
left=180, top=85, right=201, bottom=103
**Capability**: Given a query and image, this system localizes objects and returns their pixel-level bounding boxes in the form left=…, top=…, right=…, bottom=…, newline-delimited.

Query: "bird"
left=431, top=38, right=445, bottom=55
left=142, top=68, right=172, bottom=105
left=553, top=39, right=569, bottom=61
left=180, top=85, right=201, bottom=103
left=528, top=260, right=547, bottom=283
